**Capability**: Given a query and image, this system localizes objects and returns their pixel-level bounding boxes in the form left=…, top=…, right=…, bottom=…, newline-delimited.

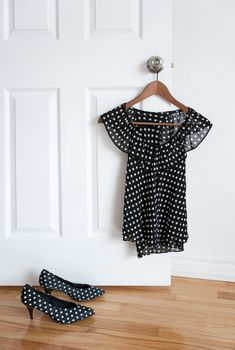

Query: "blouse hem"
left=123, top=236, right=186, bottom=258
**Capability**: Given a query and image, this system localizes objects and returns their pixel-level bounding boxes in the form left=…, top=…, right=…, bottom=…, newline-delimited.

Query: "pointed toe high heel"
left=39, top=269, right=105, bottom=302
left=21, top=284, right=95, bottom=324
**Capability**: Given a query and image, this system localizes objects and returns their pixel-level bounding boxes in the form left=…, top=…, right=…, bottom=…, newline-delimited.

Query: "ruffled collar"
left=119, top=102, right=194, bottom=171
left=123, top=101, right=193, bottom=130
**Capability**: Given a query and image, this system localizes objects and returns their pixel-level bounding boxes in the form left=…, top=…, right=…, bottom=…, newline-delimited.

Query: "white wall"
left=171, top=0, right=235, bottom=281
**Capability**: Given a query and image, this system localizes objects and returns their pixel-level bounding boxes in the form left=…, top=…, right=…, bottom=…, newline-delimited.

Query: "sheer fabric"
left=100, top=103, right=213, bottom=258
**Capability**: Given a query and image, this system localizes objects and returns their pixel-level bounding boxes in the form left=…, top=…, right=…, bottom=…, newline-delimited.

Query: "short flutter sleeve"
left=179, top=107, right=213, bottom=152
left=99, top=103, right=134, bottom=154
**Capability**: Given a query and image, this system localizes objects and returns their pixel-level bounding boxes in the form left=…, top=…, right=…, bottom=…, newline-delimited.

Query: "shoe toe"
left=87, top=287, right=104, bottom=300
left=87, top=307, right=95, bottom=316
left=95, top=287, right=105, bottom=297
left=82, top=305, right=95, bottom=317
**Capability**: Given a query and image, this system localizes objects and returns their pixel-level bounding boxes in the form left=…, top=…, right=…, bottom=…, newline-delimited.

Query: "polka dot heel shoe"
left=39, top=269, right=105, bottom=302
left=21, top=284, right=95, bottom=324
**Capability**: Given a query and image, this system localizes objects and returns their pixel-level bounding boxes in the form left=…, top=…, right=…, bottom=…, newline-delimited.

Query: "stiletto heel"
left=44, top=287, right=52, bottom=294
left=20, top=284, right=95, bottom=324
left=26, top=305, right=34, bottom=319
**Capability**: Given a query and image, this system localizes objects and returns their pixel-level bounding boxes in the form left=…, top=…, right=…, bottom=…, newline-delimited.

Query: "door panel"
left=0, top=0, right=173, bottom=285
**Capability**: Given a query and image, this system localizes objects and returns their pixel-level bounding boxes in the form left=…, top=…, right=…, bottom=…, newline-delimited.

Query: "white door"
left=0, top=0, right=173, bottom=285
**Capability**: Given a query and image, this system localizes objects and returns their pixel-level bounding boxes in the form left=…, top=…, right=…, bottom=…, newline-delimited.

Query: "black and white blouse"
left=100, top=102, right=213, bottom=258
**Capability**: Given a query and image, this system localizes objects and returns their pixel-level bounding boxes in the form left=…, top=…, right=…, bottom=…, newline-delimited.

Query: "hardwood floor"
left=0, top=276, right=235, bottom=350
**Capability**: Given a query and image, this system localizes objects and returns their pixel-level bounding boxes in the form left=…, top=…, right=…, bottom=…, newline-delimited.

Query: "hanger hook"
left=147, top=56, right=164, bottom=81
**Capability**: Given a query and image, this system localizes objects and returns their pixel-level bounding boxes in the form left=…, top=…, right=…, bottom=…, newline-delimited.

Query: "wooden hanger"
left=98, top=80, right=189, bottom=126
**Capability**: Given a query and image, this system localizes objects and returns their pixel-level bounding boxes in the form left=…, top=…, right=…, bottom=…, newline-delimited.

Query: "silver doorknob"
left=147, top=56, right=164, bottom=74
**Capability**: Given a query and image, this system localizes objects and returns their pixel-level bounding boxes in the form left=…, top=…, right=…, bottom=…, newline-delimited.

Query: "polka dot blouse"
left=100, top=102, right=213, bottom=258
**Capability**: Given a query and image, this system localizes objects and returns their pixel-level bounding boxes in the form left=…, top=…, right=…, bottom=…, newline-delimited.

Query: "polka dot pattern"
left=101, top=103, right=213, bottom=258
left=21, top=284, right=95, bottom=324
left=39, top=269, right=105, bottom=302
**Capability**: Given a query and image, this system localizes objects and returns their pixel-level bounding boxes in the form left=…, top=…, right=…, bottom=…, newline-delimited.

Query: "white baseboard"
left=171, top=255, right=235, bottom=282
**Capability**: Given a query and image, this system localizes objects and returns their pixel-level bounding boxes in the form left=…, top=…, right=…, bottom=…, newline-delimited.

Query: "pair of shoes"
left=21, top=269, right=105, bottom=324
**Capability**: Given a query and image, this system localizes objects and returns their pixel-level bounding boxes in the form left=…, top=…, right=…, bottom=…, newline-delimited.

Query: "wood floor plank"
left=0, top=277, right=234, bottom=350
